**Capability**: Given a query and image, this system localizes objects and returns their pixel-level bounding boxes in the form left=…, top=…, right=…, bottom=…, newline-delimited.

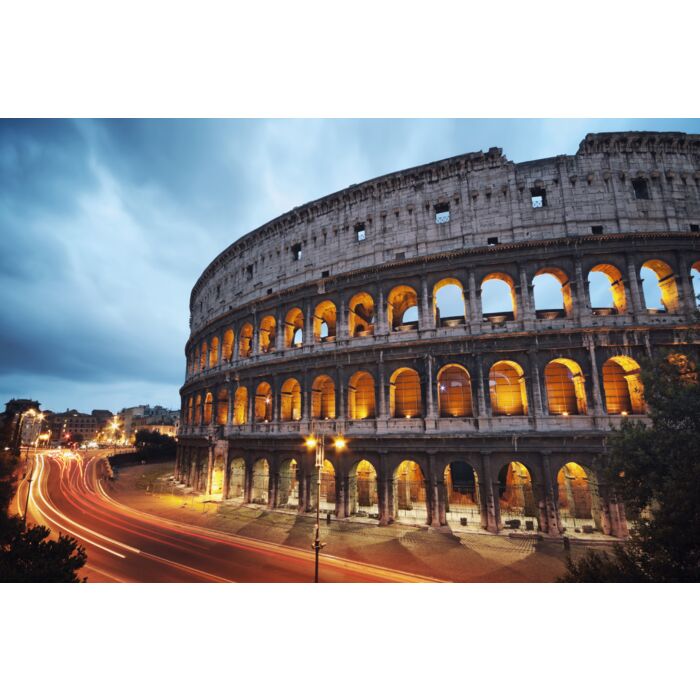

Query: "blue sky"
left=1, top=118, right=699, bottom=413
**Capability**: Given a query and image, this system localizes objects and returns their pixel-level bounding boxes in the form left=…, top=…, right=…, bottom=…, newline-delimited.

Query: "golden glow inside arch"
left=187, top=397, right=193, bottom=424
left=557, top=462, right=593, bottom=520
left=200, top=340, right=208, bottom=370
left=489, top=361, right=528, bottom=416
left=280, top=378, right=302, bottom=421
left=313, top=300, right=337, bottom=341
left=641, top=259, right=679, bottom=312
left=216, top=388, right=228, bottom=425
left=533, top=267, right=572, bottom=316
left=233, top=386, right=248, bottom=425
left=239, top=322, right=253, bottom=358
left=254, top=382, right=273, bottom=422
left=389, top=367, right=422, bottom=418
left=433, top=278, right=466, bottom=325
left=284, top=307, right=304, bottom=347
left=259, top=315, right=276, bottom=353
left=588, top=264, right=627, bottom=314
left=545, top=359, right=587, bottom=415
left=311, top=375, right=336, bottom=419
left=387, top=285, right=419, bottom=331
left=394, top=460, right=426, bottom=510
left=209, top=336, right=220, bottom=366
left=498, top=462, right=535, bottom=515
left=222, top=328, right=234, bottom=362
left=203, top=392, right=213, bottom=424
left=348, top=292, right=375, bottom=337
left=348, top=371, right=375, bottom=420
left=603, top=356, right=645, bottom=414
left=352, top=460, right=378, bottom=510
left=481, top=272, right=518, bottom=318
left=437, top=364, right=473, bottom=417
left=194, top=394, right=202, bottom=424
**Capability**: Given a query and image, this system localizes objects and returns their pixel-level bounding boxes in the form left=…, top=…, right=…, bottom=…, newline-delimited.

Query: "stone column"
left=540, top=454, right=561, bottom=535
left=518, top=265, right=535, bottom=322
left=378, top=357, right=388, bottom=419
left=527, top=350, right=545, bottom=419
left=425, top=354, right=437, bottom=419
left=587, top=340, right=605, bottom=416
left=467, top=269, right=480, bottom=321
left=232, top=329, right=240, bottom=362
left=303, top=299, right=313, bottom=346
left=479, top=454, right=499, bottom=533
left=573, top=257, right=589, bottom=319
left=337, top=293, right=347, bottom=340
left=337, top=368, right=345, bottom=420
left=680, top=267, right=698, bottom=314
left=275, top=312, right=285, bottom=352
left=227, top=385, right=234, bottom=425
left=420, top=277, right=435, bottom=330
left=625, top=257, right=644, bottom=316
left=475, top=354, right=488, bottom=418
left=247, top=386, right=254, bottom=428
left=376, top=286, right=388, bottom=335
left=205, top=442, right=214, bottom=495
left=377, top=453, right=393, bottom=526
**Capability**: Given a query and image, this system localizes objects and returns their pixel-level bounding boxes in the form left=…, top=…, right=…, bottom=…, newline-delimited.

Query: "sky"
left=1, top=118, right=699, bottom=414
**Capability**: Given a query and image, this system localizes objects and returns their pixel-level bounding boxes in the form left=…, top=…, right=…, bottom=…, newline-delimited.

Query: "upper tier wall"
left=189, top=131, right=700, bottom=333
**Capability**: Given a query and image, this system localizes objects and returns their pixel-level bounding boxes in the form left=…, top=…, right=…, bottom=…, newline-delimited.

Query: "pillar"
left=527, top=350, right=545, bottom=418
left=378, top=359, right=388, bottom=419
left=337, top=294, right=347, bottom=340
left=303, top=299, right=313, bottom=346
left=587, top=340, right=605, bottom=416
left=276, top=312, right=285, bottom=352
left=479, top=454, right=499, bottom=533
left=420, top=277, right=435, bottom=330
left=376, top=287, right=388, bottom=335
left=540, top=454, right=561, bottom=535
left=625, top=257, right=644, bottom=316
left=425, top=354, right=437, bottom=419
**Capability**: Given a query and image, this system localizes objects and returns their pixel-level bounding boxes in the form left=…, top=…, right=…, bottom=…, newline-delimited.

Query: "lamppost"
left=305, top=430, right=346, bottom=583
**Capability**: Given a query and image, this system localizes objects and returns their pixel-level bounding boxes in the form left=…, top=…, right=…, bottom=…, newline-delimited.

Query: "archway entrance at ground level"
left=444, top=461, right=480, bottom=529
left=349, top=460, right=379, bottom=518
left=393, top=460, right=427, bottom=523
left=310, top=459, right=336, bottom=512
left=228, top=457, right=245, bottom=500
left=556, top=462, right=597, bottom=533
left=498, top=462, right=538, bottom=530
left=210, top=455, right=225, bottom=496
left=277, top=458, right=299, bottom=509
left=251, top=459, right=270, bottom=504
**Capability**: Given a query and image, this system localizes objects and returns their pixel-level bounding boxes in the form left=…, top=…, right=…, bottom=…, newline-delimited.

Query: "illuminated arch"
left=222, top=328, right=234, bottom=362
left=588, top=264, right=627, bottom=314
left=200, top=340, right=208, bottom=370
left=203, top=392, right=213, bottom=424
left=233, top=386, right=248, bottom=425
left=389, top=368, right=422, bottom=418
left=194, top=395, right=202, bottom=424
left=557, top=462, right=594, bottom=525
left=319, top=459, right=336, bottom=509
left=533, top=267, right=572, bottom=317
left=433, top=278, right=466, bottom=326
left=313, top=300, right=337, bottom=342
left=238, top=322, right=253, bottom=358
left=444, top=462, right=479, bottom=525
left=277, top=458, right=299, bottom=508
left=641, top=259, right=679, bottom=312
left=193, top=347, right=200, bottom=374
left=498, top=462, right=537, bottom=524
left=311, top=375, right=336, bottom=420
left=603, top=356, right=645, bottom=414
left=481, top=272, right=517, bottom=319
left=254, top=382, right=273, bottom=423
left=259, top=315, right=277, bottom=353
left=348, top=292, right=375, bottom=337
left=216, top=388, right=228, bottom=425
left=284, top=307, right=304, bottom=348
left=187, top=396, right=193, bottom=425
left=251, top=459, right=270, bottom=504
left=437, top=364, right=473, bottom=417
left=387, top=285, right=419, bottom=331
left=349, top=460, right=378, bottom=515
left=545, top=359, right=587, bottom=415
left=394, top=460, right=427, bottom=519
left=489, top=361, right=528, bottom=416
left=280, top=378, right=302, bottom=421
left=209, top=336, right=220, bottom=366
left=228, top=457, right=246, bottom=500
left=348, top=371, right=375, bottom=420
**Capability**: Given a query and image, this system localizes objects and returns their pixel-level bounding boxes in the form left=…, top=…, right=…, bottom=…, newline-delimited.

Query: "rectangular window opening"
left=690, top=224, right=699, bottom=232
left=246, top=265, right=253, bottom=280
left=321, top=270, right=329, bottom=278
left=355, top=223, right=366, bottom=242
left=632, top=178, right=650, bottom=200
left=291, top=243, right=302, bottom=261
left=435, top=203, right=450, bottom=224
left=530, top=187, right=547, bottom=208
left=591, top=225, right=604, bottom=234
left=487, top=236, right=498, bottom=246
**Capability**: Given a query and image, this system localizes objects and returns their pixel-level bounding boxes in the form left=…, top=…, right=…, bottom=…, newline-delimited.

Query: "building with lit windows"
left=176, top=131, right=700, bottom=538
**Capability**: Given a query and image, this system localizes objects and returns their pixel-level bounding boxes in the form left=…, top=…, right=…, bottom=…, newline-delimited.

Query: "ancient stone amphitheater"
left=176, top=131, right=700, bottom=538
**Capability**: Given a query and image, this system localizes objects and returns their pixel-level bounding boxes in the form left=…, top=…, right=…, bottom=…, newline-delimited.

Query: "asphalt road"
left=19, top=450, right=438, bottom=583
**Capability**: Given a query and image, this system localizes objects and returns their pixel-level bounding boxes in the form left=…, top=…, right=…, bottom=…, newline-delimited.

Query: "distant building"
left=119, top=405, right=180, bottom=442
left=47, top=409, right=114, bottom=443
left=0, top=398, right=43, bottom=449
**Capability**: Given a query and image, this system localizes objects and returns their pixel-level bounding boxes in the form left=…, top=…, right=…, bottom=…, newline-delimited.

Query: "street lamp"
left=305, top=430, right=345, bottom=583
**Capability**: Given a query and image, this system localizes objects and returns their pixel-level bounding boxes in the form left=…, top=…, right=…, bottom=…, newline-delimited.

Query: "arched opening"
left=389, top=368, right=422, bottom=418
left=284, top=307, right=304, bottom=348
left=187, top=397, right=193, bottom=425
left=498, top=462, right=538, bottom=529
left=319, top=460, right=336, bottom=511
left=545, top=359, right=587, bottom=415
left=188, top=352, right=195, bottom=377
left=277, top=458, right=299, bottom=509
left=203, top=392, right=213, bottom=424
left=239, top=323, right=253, bottom=358
left=691, top=262, right=700, bottom=308
left=194, top=395, right=202, bottom=424
left=216, top=388, right=228, bottom=425
left=193, top=348, right=201, bottom=374
left=222, top=328, right=234, bottom=362
left=258, top=315, right=276, bottom=353
left=228, top=457, right=246, bottom=500
left=394, top=460, right=427, bottom=523
left=588, top=264, right=627, bottom=315
left=251, top=459, right=270, bottom=504
left=437, top=364, right=473, bottom=417
left=348, top=371, right=376, bottom=420
left=533, top=268, right=572, bottom=318
left=348, top=292, right=375, bottom=337
left=641, top=259, right=679, bottom=312
left=280, top=378, right=302, bottom=421
left=313, top=300, right=337, bottom=342
left=210, top=454, right=225, bottom=496
left=433, top=278, right=467, bottom=327
left=233, top=387, right=248, bottom=425
left=209, top=336, right=220, bottom=366
left=254, top=382, right=273, bottom=423
left=311, top=375, right=336, bottom=420
left=489, top=361, right=528, bottom=416
left=444, top=462, right=480, bottom=527
left=349, top=460, right=379, bottom=517
left=200, top=341, right=208, bottom=370
left=481, top=272, right=517, bottom=321
left=387, top=285, right=419, bottom=331
left=556, top=462, right=596, bottom=532
left=603, top=356, right=645, bottom=414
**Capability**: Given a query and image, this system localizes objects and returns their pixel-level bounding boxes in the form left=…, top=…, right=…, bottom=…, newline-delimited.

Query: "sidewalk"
left=109, top=462, right=614, bottom=583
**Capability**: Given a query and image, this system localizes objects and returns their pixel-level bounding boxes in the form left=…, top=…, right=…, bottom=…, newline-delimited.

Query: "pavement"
left=111, top=462, right=618, bottom=582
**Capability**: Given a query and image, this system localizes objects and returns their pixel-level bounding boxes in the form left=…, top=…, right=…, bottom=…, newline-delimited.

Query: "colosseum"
left=175, top=131, right=700, bottom=539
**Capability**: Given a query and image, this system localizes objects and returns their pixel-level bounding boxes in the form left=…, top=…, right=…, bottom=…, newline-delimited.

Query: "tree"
left=0, top=450, right=87, bottom=582
left=560, top=351, right=700, bottom=582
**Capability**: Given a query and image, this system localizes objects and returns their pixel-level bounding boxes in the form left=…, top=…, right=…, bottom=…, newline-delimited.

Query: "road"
left=17, top=450, right=438, bottom=582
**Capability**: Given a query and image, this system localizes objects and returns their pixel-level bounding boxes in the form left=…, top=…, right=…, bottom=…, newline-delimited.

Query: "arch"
left=259, top=315, right=277, bottom=353
left=387, top=285, right=419, bottom=331
left=489, top=361, right=528, bottom=416
left=437, top=364, right=473, bottom=417
left=348, top=292, right=375, bottom=337
left=210, top=454, right=225, bottom=496
left=691, top=262, right=700, bottom=308
left=251, top=459, right=270, bottom=504
left=389, top=367, right=422, bottom=418
left=641, top=259, right=679, bottom=312
left=187, top=396, right=193, bottom=425
left=193, top=347, right=200, bottom=374
left=222, top=328, right=234, bottom=362
left=194, top=394, right=202, bottom=425
left=311, top=375, right=336, bottom=420
left=233, top=386, right=248, bottom=425
left=603, top=356, right=645, bottom=414
left=216, top=388, right=228, bottom=425
left=200, top=340, right=208, bottom=370
left=254, top=382, right=273, bottom=422
left=238, top=322, right=253, bottom=358
left=319, top=459, right=336, bottom=510
left=209, top=336, right=220, bottom=366
left=313, top=300, right=337, bottom=342
left=545, top=359, right=587, bottom=415
left=481, top=272, right=517, bottom=319
left=349, top=460, right=378, bottom=517
left=280, top=378, right=302, bottom=421
left=498, top=462, right=538, bottom=527
left=228, top=457, right=246, bottom=500
left=433, top=278, right=466, bottom=326
left=284, top=307, right=304, bottom=348
left=202, top=392, right=213, bottom=424
left=394, top=460, right=427, bottom=522
left=444, top=461, right=480, bottom=527
left=533, top=267, right=572, bottom=317
left=348, top=371, right=376, bottom=420
left=556, top=462, right=595, bottom=530
left=588, top=264, right=627, bottom=314
left=277, top=458, right=299, bottom=508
